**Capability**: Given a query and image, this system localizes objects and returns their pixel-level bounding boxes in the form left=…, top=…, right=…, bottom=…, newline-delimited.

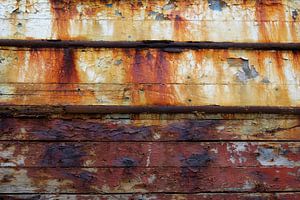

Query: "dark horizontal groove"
left=1, top=105, right=300, bottom=115
left=1, top=39, right=300, bottom=50
left=1, top=191, right=300, bottom=195
left=1, top=140, right=300, bottom=143
left=0, top=166, right=289, bottom=169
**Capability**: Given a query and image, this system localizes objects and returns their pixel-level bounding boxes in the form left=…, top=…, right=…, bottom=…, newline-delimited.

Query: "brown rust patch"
left=27, top=143, right=96, bottom=191
left=59, top=49, right=80, bottom=83
left=126, top=49, right=178, bottom=105
left=49, top=0, right=78, bottom=39
left=27, top=48, right=80, bottom=83
left=255, top=0, right=287, bottom=42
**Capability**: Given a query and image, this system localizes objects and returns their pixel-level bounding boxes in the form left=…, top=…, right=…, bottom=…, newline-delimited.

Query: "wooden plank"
left=0, top=167, right=300, bottom=193
left=0, top=47, right=299, bottom=106
left=1, top=48, right=299, bottom=85
left=1, top=193, right=300, bottom=200
left=1, top=142, right=300, bottom=168
left=0, top=83, right=300, bottom=106
left=0, top=0, right=300, bottom=42
left=1, top=118, right=300, bottom=141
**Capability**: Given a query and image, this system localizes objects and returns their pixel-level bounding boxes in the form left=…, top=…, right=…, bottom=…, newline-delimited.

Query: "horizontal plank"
left=1, top=193, right=300, bottom=200
left=0, top=0, right=300, bottom=42
left=0, top=47, right=299, bottom=106
left=1, top=167, right=300, bottom=193
left=0, top=83, right=299, bottom=106
left=1, top=142, right=300, bottom=168
left=1, top=118, right=300, bottom=141
left=1, top=48, right=300, bottom=85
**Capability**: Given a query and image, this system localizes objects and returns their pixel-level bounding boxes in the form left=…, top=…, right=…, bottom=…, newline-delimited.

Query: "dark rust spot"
left=166, top=120, right=222, bottom=141
left=292, top=10, right=299, bottom=21
left=49, top=0, right=76, bottom=39
left=41, top=143, right=85, bottom=167
left=59, top=48, right=79, bottom=83
left=181, top=151, right=212, bottom=169
left=118, top=157, right=137, bottom=168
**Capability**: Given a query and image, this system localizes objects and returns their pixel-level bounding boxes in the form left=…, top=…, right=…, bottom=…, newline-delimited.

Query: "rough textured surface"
left=1, top=193, right=300, bottom=200
left=1, top=0, right=300, bottom=199
left=0, top=48, right=300, bottom=106
left=1, top=117, right=300, bottom=141
left=0, top=0, right=300, bottom=42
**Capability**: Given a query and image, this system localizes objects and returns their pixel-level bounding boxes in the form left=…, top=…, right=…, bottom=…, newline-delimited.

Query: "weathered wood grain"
left=1, top=48, right=299, bottom=85
left=2, top=83, right=299, bottom=106
left=1, top=193, right=300, bottom=200
left=1, top=142, right=300, bottom=168
left=0, top=167, right=300, bottom=193
left=0, top=0, right=300, bottom=42
left=1, top=118, right=300, bottom=141
left=1, top=47, right=299, bottom=106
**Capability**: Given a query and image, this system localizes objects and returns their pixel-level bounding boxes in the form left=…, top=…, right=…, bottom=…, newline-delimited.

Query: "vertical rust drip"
left=173, top=14, right=187, bottom=41
left=255, top=1, right=269, bottom=42
left=59, top=49, right=79, bottom=83
left=255, top=0, right=287, bottom=42
left=274, top=51, right=291, bottom=105
left=49, top=0, right=76, bottom=39
left=128, top=49, right=177, bottom=105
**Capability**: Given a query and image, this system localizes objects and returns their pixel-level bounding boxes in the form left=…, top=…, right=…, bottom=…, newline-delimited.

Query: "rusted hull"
left=1, top=0, right=300, bottom=198
left=0, top=0, right=300, bottom=42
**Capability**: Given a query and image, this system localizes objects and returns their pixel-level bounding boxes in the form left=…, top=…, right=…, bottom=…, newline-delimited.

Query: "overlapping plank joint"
left=1, top=0, right=300, bottom=199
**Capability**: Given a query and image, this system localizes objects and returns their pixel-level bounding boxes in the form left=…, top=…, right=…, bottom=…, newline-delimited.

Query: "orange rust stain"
left=126, top=49, right=177, bottom=105
left=171, top=10, right=188, bottom=41
left=255, top=0, right=287, bottom=42
left=273, top=52, right=291, bottom=105
left=26, top=49, right=79, bottom=83
left=25, top=49, right=84, bottom=104
left=49, top=0, right=78, bottom=39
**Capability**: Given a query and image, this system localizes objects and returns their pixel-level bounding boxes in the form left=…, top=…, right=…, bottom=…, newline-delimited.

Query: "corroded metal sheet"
left=0, top=0, right=300, bottom=42
left=0, top=48, right=299, bottom=106
left=1, top=142, right=300, bottom=167
left=1, top=194, right=300, bottom=200
left=1, top=167, right=300, bottom=193
left=1, top=118, right=300, bottom=141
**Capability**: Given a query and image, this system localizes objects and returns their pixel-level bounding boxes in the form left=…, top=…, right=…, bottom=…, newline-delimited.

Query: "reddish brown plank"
left=1, top=142, right=300, bottom=168
left=1, top=193, right=300, bottom=200
left=0, top=167, right=300, bottom=193
left=1, top=118, right=300, bottom=141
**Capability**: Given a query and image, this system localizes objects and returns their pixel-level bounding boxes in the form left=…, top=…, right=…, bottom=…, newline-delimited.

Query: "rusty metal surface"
left=0, top=47, right=300, bottom=106
left=2, top=142, right=300, bottom=167
left=2, top=39, right=300, bottom=50
left=1, top=167, right=300, bottom=193
left=0, top=0, right=300, bottom=42
left=1, top=193, right=300, bottom=200
left=1, top=0, right=300, bottom=198
left=1, top=117, right=300, bottom=141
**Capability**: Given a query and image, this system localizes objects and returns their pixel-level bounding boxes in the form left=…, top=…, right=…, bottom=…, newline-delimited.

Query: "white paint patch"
left=146, top=144, right=152, bottom=167
left=99, top=20, right=114, bottom=36
left=147, top=174, right=156, bottom=184
left=242, top=180, right=255, bottom=190
left=210, top=148, right=218, bottom=153
left=226, top=143, right=248, bottom=164
left=0, top=145, right=27, bottom=167
left=257, top=147, right=300, bottom=167
left=153, top=132, right=161, bottom=140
